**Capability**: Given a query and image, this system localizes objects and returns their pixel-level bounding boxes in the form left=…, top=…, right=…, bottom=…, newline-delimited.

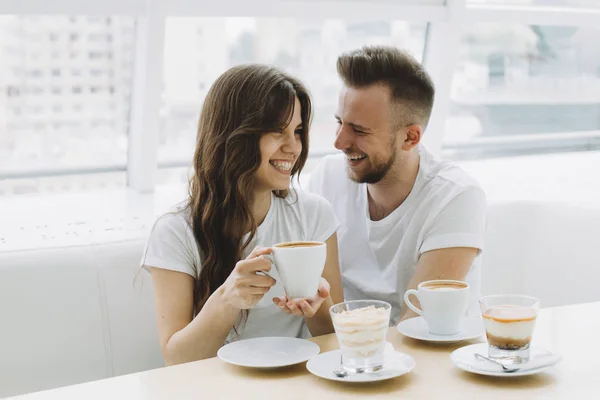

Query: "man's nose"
left=334, top=125, right=352, bottom=150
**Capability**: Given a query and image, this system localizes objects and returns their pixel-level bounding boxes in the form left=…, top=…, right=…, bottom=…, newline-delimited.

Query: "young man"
left=307, top=46, right=487, bottom=324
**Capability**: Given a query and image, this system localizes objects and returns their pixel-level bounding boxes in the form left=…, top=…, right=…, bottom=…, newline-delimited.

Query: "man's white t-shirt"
left=140, top=190, right=339, bottom=343
left=306, top=145, right=487, bottom=324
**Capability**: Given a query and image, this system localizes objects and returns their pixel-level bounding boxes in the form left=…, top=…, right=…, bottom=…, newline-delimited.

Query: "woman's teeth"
left=269, top=160, right=292, bottom=172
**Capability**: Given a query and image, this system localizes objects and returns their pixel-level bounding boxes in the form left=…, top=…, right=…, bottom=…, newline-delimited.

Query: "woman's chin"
left=271, top=180, right=292, bottom=191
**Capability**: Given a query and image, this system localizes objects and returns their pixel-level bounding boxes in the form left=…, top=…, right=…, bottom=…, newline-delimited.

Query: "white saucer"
left=396, top=316, right=485, bottom=343
left=217, top=337, right=320, bottom=368
left=450, top=343, right=561, bottom=377
left=306, top=346, right=415, bottom=382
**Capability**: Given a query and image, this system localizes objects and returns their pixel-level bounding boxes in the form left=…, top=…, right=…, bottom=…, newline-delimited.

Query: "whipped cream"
left=333, top=306, right=389, bottom=358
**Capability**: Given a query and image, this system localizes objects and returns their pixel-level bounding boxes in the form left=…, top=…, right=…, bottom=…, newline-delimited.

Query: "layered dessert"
left=482, top=305, right=538, bottom=350
left=332, top=305, right=389, bottom=358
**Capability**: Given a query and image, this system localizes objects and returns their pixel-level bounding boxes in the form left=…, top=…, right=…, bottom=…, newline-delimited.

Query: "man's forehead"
left=337, top=85, right=391, bottom=122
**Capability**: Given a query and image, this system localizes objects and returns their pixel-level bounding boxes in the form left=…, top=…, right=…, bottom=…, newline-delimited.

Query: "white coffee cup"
left=270, top=241, right=326, bottom=299
left=403, top=280, right=469, bottom=335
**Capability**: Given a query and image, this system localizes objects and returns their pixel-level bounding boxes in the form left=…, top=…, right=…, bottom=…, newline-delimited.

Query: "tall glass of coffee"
left=479, top=294, right=540, bottom=364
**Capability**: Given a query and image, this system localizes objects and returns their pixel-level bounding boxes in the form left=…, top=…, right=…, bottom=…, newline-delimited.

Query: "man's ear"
left=401, top=124, right=422, bottom=151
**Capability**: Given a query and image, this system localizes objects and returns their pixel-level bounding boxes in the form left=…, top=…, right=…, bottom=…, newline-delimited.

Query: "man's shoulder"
left=420, top=147, right=482, bottom=194
left=436, top=163, right=482, bottom=191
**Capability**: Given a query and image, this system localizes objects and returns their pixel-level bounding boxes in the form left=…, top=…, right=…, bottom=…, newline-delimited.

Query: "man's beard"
left=348, top=147, right=397, bottom=184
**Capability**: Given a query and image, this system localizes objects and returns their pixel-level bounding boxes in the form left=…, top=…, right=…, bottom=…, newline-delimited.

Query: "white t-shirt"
left=306, top=145, right=487, bottom=324
left=140, top=190, right=340, bottom=343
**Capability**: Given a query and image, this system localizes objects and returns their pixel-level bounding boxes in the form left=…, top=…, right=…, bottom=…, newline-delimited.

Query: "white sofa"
left=0, top=239, right=163, bottom=398
left=482, top=201, right=600, bottom=307
left=1, top=200, right=599, bottom=398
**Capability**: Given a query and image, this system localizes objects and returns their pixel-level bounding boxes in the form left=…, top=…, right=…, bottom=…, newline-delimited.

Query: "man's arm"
left=399, top=247, right=479, bottom=321
left=399, top=185, right=487, bottom=321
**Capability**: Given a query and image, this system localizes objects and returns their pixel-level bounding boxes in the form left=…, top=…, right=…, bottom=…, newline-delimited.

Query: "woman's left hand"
left=272, top=278, right=330, bottom=318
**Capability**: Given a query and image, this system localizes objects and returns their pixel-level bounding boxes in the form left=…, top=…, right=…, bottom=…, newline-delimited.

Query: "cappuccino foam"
left=274, top=241, right=322, bottom=249
left=422, top=282, right=467, bottom=291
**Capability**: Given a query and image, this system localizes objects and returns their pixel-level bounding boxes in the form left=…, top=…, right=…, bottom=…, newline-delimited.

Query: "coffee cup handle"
left=261, top=253, right=274, bottom=265
left=404, top=289, right=423, bottom=316
left=257, top=254, right=275, bottom=280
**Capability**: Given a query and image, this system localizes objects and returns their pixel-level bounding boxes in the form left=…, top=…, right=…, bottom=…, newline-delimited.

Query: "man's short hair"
left=336, top=45, right=435, bottom=130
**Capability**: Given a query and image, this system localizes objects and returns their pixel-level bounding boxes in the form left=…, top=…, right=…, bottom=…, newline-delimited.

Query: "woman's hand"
left=272, top=278, right=331, bottom=318
left=220, top=247, right=276, bottom=310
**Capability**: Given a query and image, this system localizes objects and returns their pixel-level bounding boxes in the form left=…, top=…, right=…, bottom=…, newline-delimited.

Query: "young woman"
left=141, top=64, right=343, bottom=365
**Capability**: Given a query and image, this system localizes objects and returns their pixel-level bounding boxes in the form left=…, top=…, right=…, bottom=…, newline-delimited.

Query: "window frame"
left=1, top=0, right=598, bottom=191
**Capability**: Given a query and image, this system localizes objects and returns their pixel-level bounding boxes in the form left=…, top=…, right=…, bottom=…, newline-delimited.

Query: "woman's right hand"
left=219, top=247, right=276, bottom=310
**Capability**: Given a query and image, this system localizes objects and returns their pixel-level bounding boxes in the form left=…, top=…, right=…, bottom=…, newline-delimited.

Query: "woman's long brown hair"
left=188, top=64, right=312, bottom=321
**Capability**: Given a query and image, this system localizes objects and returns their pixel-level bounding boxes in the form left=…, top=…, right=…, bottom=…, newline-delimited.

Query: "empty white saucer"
left=450, top=343, right=561, bottom=377
left=396, top=316, right=485, bottom=343
left=217, top=337, right=320, bottom=368
left=306, top=347, right=415, bottom=382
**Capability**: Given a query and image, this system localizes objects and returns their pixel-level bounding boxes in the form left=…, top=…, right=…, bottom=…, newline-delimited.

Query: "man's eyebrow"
left=334, top=115, right=372, bottom=132
left=348, top=122, right=372, bottom=132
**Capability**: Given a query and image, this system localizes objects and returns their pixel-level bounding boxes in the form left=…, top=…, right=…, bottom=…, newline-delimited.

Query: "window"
left=0, top=4, right=597, bottom=198
left=6, top=87, right=20, bottom=97
left=468, top=0, right=600, bottom=8
left=0, top=15, right=136, bottom=196
left=89, top=33, right=106, bottom=42
left=443, top=24, right=600, bottom=159
left=159, top=17, right=427, bottom=164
